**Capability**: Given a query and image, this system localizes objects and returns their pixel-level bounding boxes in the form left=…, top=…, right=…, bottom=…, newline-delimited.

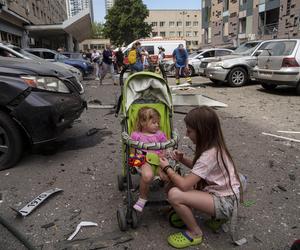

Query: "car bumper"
left=205, top=67, right=230, bottom=81
left=12, top=91, right=86, bottom=144
left=253, top=69, right=300, bottom=86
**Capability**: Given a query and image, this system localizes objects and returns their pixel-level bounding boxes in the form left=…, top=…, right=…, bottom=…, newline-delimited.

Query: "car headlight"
left=21, top=76, right=70, bottom=93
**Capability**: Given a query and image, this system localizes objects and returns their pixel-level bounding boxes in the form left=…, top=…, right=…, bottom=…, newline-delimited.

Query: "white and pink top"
left=191, top=147, right=240, bottom=197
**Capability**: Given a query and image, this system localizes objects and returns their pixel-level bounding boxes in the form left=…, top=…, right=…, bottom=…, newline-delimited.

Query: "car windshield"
left=13, top=47, right=44, bottom=61
left=188, top=51, right=203, bottom=58
left=233, top=42, right=260, bottom=55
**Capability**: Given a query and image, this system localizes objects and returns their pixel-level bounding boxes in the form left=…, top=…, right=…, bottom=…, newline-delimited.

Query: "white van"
left=122, top=37, right=186, bottom=64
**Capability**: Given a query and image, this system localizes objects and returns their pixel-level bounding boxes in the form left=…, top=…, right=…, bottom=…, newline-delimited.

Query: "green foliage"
left=103, top=0, right=152, bottom=46
left=91, top=22, right=104, bottom=38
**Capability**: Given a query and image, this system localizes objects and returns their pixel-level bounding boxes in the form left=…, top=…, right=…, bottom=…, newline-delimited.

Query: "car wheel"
left=0, top=111, right=23, bottom=170
left=188, top=65, right=195, bottom=76
left=169, top=65, right=176, bottom=77
left=261, top=83, right=277, bottom=91
left=296, top=82, right=300, bottom=95
left=228, top=67, right=248, bottom=87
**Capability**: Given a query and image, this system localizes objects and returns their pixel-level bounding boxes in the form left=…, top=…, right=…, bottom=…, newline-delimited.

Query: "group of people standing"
left=87, top=45, right=124, bottom=85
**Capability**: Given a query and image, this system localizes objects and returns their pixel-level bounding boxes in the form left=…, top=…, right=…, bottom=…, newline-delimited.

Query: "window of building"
left=152, top=32, right=158, bottom=37
left=169, top=31, right=175, bottom=37
left=186, top=41, right=191, bottom=46
left=169, top=21, right=175, bottom=27
left=193, top=21, right=198, bottom=26
left=32, top=3, right=36, bottom=16
left=239, top=17, right=246, bottom=33
left=160, top=32, right=166, bottom=37
left=177, top=31, right=182, bottom=37
left=192, top=41, right=199, bottom=46
left=177, top=21, right=182, bottom=27
left=186, top=31, right=192, bottom=37
left=193, top=31, right=198, bottom=36
left=160, top=22, right=165, bottom=27
left=186, top=21, right=191, bottom=26
left=224, top=0, right=229, bottom=11
left=152, top=22, right=157, bottom=26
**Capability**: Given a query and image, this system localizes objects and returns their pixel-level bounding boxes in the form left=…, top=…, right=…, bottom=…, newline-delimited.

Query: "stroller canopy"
left=122, top=72, right=172, bottom=114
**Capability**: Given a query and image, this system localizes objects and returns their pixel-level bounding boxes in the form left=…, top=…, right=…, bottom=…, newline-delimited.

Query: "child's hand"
left=170, top=150, right=184, bottom=162
left=159, top=170, right=170, bottom=182
left=159, top=157, right=169, bottom=169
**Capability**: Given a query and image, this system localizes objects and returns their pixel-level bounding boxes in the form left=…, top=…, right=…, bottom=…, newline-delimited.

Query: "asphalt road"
left=0, top=75, right=299, bottom=250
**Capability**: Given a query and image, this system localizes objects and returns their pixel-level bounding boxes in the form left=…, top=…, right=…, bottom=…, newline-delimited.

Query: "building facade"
left=79, top=38, right=110, bottom=51
left=66, top=0, right=93, bottom=21
left=146, top=10, right=202, bottom=50
left=0, top=0, right=67, bottom=47
left=202, top=0, right=300, bottom=48
left=105, top=0, right=115, bottom=14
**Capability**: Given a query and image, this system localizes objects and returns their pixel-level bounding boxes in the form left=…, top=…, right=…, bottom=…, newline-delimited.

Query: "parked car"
left=201, top=41, right=263, bottom=86
left=252, top=39, right=300, bottom=95
left=0, top=57, right=86, bottom=170
left=163, top=48, right=233, bottom=76
left=25, top=48, right=93, bottom=76
left=0, top=43, right=83, bottom=81
left=61, top=51, right=86, bottom=61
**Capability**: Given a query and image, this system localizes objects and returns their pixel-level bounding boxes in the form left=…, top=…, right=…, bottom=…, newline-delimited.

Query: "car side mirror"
left=197, top=55, right=204, bottom=59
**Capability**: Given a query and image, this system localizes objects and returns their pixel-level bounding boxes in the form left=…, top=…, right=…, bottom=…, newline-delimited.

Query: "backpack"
left=128, top=49, right=137, bottom=64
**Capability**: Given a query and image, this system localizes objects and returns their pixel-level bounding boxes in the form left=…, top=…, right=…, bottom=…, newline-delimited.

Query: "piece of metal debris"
left=234, top=237, right=247, bottom=246
left=172, top=94, right=227, bottom=107
left=41, top=222, right=55, bottom=229
left=67, top=221, right=98, bottom=241
left=17, top=188, right=63, bottom=217
left=262, top=132, right=300, bottom=143
left=277, top=131, right=300, bottom=134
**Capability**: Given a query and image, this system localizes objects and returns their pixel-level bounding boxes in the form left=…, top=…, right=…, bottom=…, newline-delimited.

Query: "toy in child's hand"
left=128, top=154, right=146, bottom=167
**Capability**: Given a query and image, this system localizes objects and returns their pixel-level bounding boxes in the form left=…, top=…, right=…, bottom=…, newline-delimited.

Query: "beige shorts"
left=212, top=194, right=239, bottom=220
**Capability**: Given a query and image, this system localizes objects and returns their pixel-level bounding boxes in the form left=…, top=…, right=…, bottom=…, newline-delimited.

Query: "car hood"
left=0, top=57, right=73, bottom=78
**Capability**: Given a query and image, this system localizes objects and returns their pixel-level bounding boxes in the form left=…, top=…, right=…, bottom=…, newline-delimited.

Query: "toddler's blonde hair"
left=135, top=107, right=160, bottom=132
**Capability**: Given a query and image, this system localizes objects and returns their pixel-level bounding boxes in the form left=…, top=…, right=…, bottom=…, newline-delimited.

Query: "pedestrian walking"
left=115, top=48, right=124, bottom=73
left=91, top=48, right=101, bottom=80
left=158, top=46, right=165, bottom=64
left=100, top=44, right=115, bottom=85
left=159, top=106, right=242, bottom=248
left=172, top=44, right=192, bottom=85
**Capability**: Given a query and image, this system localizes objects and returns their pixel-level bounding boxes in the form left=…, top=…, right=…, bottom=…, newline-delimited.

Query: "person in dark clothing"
left=115, top=48, right=124, bottom=73
left=100, top=44, right=115, bottom=85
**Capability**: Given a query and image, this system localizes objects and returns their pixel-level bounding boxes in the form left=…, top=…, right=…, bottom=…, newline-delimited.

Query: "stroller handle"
left=122, top=131, right=179, bottom=150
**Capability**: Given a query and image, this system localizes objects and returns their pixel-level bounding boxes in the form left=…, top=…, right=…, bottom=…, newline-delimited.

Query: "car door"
left=257, top=40, right=297, bottom=70
left=194, top=50, right=215, bottom=73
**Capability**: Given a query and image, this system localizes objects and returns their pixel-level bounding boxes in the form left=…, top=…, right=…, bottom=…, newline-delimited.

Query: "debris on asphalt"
left=88, top=104, right=115, bottom=109
left=88, top=99, right=102, bottom=105
left=253, top=235, right=263, bottom=243
left=277, top=130, right=300, bottom=134
left=86, top=128, right=99, bottom=136
left=289, top=173, right=296, bottom=181
left=277, top=184, right=287, bottom=192
left=234, top=237, right=247, bottom=246
left=262, top=132, right=300, bottom=143
left=69, top=209, right=81, bottom=220
left=17, top=188, right=63, bottom=217
left=41, top=222, right=55, bottom=229
left=67, top=221, right=98, bottom=240
left=172, top=94, right=228, bottom=107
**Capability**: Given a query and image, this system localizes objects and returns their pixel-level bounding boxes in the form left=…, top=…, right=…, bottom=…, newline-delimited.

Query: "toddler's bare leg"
left=139, top=163, right=154, bottom=199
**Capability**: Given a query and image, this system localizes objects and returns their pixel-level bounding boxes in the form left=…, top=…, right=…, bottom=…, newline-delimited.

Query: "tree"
left=91, top=22, right=104, bottom=38
left=103, top=0, right=152, bottom=46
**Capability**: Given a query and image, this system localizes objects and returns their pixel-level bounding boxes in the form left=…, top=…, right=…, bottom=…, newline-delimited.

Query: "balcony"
left=259, top=23, right=279, bottom=36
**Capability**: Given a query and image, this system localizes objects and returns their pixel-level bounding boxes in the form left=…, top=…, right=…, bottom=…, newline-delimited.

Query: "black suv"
left=0, top=57, right=86, bottom=170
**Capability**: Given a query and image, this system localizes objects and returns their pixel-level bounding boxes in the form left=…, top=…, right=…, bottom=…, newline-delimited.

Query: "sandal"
left=167, top=231, right=203, bottom=249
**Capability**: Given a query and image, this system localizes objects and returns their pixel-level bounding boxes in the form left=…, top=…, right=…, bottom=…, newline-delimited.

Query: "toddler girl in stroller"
left=131, top=107, right=168, bottom=212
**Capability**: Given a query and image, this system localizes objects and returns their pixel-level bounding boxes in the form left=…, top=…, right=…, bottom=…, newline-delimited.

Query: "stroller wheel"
left=117, top=175, right=125, bottom=191
left=168, top=209, right=185, bottom=229
left=117, top=208, right=128, bottom=231
left=131, top=210, right=139, bottom=229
